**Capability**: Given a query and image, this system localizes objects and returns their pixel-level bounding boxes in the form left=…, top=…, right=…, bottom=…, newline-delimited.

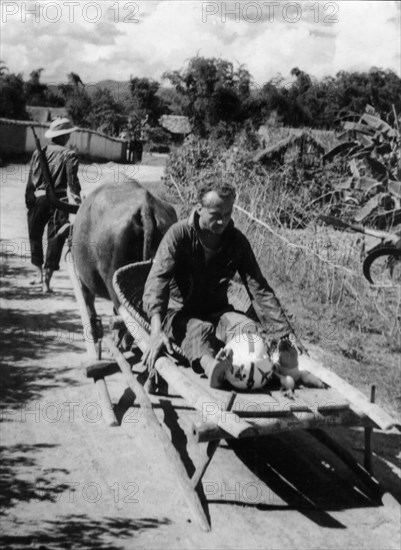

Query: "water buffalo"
left=71, top=179, right=177, bottom=320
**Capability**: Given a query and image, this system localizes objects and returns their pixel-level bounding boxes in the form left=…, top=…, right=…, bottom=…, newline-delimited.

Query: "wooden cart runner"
left=68, top=255, right=401, bottom=531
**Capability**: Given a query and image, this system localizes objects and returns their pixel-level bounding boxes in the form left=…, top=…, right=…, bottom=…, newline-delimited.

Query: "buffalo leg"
left=81, top=283, right=104, bottom=358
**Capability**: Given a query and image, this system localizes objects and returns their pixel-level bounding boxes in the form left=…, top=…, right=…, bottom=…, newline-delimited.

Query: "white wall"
left=0, top=119, right=126, bottom=162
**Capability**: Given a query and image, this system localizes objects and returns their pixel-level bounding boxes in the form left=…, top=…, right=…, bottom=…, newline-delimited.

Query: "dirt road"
left=1, top=160, right=400, bottom=549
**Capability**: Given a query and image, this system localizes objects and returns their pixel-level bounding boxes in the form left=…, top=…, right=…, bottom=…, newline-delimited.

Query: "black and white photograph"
left=1, top=1, right=400, bottom=548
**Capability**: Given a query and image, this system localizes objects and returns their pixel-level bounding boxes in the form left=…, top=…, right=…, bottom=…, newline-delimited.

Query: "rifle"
left=31, top=126, right=79, bottom=214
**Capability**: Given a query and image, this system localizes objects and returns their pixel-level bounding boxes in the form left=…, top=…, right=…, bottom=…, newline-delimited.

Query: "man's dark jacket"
left=143, top=210, right=293, bottom=341
left=25, top=144, right=81, bottom=208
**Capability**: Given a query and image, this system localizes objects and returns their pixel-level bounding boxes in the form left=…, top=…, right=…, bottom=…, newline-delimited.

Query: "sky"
left=1, top=0, right=400, bottom=89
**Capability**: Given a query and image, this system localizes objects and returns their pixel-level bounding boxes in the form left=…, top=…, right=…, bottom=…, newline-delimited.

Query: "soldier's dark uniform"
left=25, top=143, right=81, bottom=271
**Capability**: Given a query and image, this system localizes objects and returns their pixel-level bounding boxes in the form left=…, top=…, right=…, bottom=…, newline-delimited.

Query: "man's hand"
left=142, top=330, right=173, bottom=370
left=142, top=314, right=173, bottom=371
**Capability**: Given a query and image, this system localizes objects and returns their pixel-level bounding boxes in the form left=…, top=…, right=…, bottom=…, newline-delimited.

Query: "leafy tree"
left=334, top=69, right=401, bottom=119
left=25, top=68, right=48, bottom=106
left=260, top=79, right=310, bottom=128
left=129, top=77, right=165, bottom=125
left=0, top=71, right=27, bottom=119
left=68, top=72, right=85, bottom=88
left=157, top=86, right=188, bottom=115
left=64, top=87, right=92, bottom=127
left=290, top=67, right=312, bottom=95
left=87, top=88, right=125, bottom=136
left=24, top=68, right=65, bottom=107
left=163, top=56, right=255, bottom=136
left=260, top=68, right=401, bottom=130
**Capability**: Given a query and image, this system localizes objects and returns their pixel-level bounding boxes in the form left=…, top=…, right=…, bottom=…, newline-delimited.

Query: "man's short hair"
left=197, top=179, right=237, bottom=205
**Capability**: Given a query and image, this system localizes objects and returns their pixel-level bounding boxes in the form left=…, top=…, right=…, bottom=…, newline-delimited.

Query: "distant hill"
left=46, top=79, right=132, bottom=101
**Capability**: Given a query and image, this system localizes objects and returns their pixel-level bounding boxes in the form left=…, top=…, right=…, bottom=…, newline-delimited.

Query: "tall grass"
left=235, top=207, right=401, bottom=415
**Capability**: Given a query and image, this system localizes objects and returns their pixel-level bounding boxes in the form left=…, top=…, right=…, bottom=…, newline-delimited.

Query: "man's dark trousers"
left=27, top=195, right=69, bottom=270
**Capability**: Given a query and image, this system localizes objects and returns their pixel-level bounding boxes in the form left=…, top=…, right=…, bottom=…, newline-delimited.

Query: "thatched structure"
left=159, top=115, right=191, bottom=135
left=254, top=131, right=327, bottom=168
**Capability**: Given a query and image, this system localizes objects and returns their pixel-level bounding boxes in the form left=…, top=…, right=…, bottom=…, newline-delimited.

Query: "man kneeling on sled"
left=142, top=178, right=317, bottom=391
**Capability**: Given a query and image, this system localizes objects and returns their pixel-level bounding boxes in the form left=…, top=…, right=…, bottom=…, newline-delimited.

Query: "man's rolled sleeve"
left=239, top=236, right=293, bottom=340
left=142, top=225, right=180, bottom=320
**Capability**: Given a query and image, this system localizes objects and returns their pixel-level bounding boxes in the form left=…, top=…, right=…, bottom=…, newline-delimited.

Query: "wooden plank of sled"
left=182, top=370, right=284, bottom=417
left=118, top=305, right=257, bottom=440
left=299, top=354, right=401, bottom=432
left=155, top=360, right=257, bottom=440
left=192, top=408, right=371, bottom=443
left=103, top=335, right=211, bottom=532
left=279, top=388, right=350, bottom=411
left=66, top=251, right=118, bottom=427
left=187, top=375, right=350, bottom=416
left=268, top=388, right=350, bottom=425
left=219, top=387, right=350, bottom=416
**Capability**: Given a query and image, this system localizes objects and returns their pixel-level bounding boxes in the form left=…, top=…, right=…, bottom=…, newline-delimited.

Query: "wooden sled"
left=68, top=256, right=401, bottom=531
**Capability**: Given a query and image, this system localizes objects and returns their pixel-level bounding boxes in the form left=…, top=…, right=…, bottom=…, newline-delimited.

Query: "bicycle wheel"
left=363, top=247, right=401, bottom=286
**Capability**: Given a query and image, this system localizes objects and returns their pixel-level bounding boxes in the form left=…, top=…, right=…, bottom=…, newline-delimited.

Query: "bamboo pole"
left=192, top=409, right=370, bottom=443
left=364, top=385, right=376, bottom=474
left=298, top=355, right=401, bottom=432
left=103, top=335, right=211, bottom=532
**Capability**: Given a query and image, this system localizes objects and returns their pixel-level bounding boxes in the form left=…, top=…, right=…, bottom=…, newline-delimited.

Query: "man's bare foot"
left=205, top=348, right=233, bottom=389
left=30, top=267, right=43, bottom=285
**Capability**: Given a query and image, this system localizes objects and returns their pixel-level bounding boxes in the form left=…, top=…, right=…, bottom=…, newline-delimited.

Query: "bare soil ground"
left=1, top=159, right=400, bottom=549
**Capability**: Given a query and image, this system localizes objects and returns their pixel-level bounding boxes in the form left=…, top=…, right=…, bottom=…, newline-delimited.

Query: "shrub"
left=144, top=126, right=171, bottom=153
